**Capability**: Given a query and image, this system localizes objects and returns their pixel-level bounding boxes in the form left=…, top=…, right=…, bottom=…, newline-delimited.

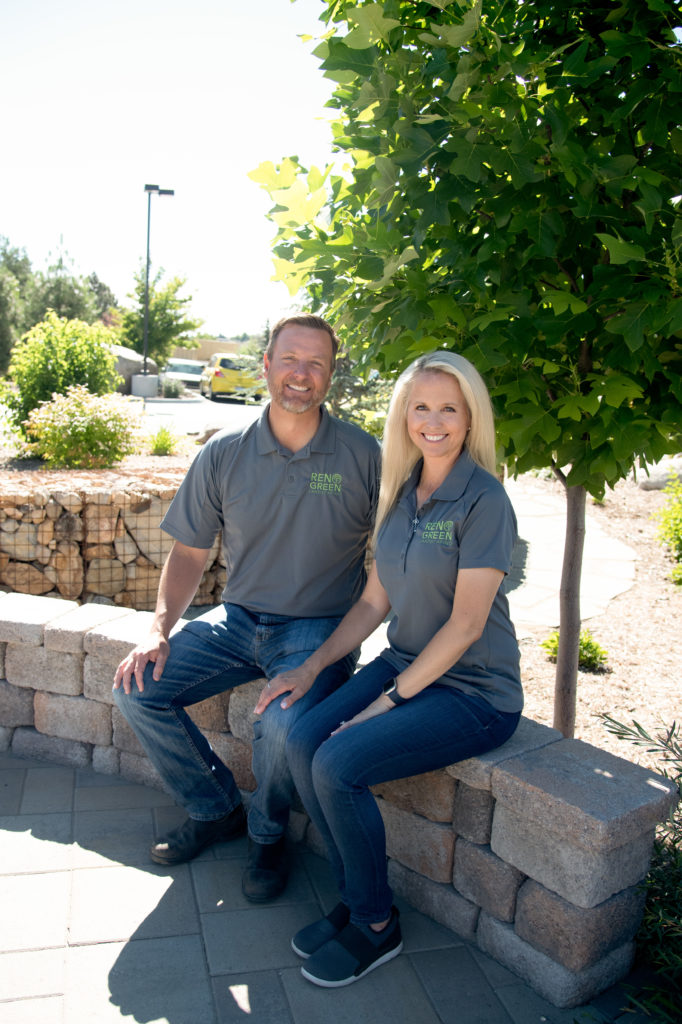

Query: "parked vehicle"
left=159, top=359, right=206, bottom=391
left=199, top=353, right=261, bottom=401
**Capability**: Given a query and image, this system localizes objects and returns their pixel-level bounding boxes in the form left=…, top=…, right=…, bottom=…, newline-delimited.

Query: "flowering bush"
left=24, top=385, right=141, bottom=468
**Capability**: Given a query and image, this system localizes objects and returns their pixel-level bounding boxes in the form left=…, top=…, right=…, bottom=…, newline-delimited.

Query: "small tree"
left=252, top=0, right=682, bottom=736
left=88, top=272, right=119, bottom=319
left=120, top=267, right=202, bottom=368
left=325, top=355, right=392, bottom=437
left=6, top=311, right=121, bottom=426
left=28, top=248, right=99, bottom=325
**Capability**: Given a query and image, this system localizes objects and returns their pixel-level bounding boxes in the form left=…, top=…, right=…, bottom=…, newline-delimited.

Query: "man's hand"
left=113, top=630, right=170, bottom=695
left=254, top=664, right=317, bottom=714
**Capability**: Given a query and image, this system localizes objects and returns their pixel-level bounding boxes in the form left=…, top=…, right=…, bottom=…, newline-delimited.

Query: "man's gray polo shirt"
left=161, top=404, right=380, bottom=618
left=375, top=450, right=523, bottom=712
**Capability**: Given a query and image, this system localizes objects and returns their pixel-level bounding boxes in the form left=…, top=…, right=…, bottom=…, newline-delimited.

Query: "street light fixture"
left=142, top=183, right=175, bottom=375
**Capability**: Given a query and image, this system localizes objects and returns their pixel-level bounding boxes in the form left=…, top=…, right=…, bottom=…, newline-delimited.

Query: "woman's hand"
left=331, top=693, right=395, bottom=735
left=254, top=664, right=318, bottom=714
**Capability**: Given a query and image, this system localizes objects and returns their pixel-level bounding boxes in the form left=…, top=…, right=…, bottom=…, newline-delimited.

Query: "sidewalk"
left=0, top=477, right=652, bottom=1023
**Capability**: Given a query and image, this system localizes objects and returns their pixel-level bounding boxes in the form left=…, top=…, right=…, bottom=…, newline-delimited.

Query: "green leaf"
left=345, top=4, right=401, bottom=49
left=604, top=302, right=651, bottom=351
left=429, top=295, right=466, bottom=327
left=598, top=375, right=644, bottom=407
left=541, top=291, right=588, bottom=315
left=595, top=234, right=646, bottom=265
left=420, top=3, right=482, bottom=50
left=469, top=309, right=515, bottom=331
left=555, top=392, right=600, bottom=421
left=248, top=159, right=300, bottom=189
left=366, top=247, right=420, bottom=290
left=449, top=144, right=483, bottom=182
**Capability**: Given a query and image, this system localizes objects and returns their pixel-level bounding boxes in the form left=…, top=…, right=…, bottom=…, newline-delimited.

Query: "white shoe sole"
left=300, top=940, right=403, bottom=988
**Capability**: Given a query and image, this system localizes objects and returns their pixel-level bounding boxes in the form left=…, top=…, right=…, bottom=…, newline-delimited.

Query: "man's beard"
left=268, top=378, right=329, bottom=414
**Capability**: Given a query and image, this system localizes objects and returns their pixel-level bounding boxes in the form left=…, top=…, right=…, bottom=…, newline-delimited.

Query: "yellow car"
left=199, top=353, right=262, bottom=401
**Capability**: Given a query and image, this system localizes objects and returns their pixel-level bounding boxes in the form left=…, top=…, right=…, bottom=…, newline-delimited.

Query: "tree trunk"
left=553, top=483, right=587, bottom=737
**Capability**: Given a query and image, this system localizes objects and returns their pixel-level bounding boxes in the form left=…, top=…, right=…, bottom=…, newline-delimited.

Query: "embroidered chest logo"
left=421, top=519, right=454, bottom=544
left=309, top=472, right=343, bottom=494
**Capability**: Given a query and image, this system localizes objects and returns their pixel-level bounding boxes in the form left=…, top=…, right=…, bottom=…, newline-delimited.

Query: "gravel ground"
left=517, top=473, right=681, bottom=774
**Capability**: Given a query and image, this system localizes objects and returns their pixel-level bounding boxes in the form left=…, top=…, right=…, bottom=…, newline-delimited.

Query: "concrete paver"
left=0, top=753, right=647, bottom=1023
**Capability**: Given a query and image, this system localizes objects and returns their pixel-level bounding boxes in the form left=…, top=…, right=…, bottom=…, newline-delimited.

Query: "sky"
left=1, top=0, right=338, bottom=338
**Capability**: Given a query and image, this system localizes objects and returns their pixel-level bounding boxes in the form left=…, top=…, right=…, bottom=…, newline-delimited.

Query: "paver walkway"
left=0, top=752, right=655, bottom=1024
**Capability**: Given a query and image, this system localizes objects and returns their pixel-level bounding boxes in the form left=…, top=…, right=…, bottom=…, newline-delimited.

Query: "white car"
left=159, top=359, right=206, bottom=391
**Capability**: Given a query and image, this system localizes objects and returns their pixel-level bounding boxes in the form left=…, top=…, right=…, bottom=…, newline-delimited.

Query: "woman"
left=255, top=351, right=523, bottom=988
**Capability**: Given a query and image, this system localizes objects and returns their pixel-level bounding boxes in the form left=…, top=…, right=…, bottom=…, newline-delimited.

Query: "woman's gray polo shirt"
left=161, top=405, right=380, bottom=618
left=375, top=450, right=522, bottom=712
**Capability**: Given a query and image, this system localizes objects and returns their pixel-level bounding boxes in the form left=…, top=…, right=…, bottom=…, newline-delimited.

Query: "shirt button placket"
left=284, top=461, right=298, bottom=496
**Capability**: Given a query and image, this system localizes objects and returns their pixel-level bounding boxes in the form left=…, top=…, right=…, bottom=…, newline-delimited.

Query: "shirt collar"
left=399, top=448, right=479, bottom=506
left=256, top=403, right=336, bottom=456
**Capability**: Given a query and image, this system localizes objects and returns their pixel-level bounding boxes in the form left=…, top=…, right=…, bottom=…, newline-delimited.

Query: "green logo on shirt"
left=422, top=519, right=453, bottom=543
left=309, top=472, right=343, bottom=494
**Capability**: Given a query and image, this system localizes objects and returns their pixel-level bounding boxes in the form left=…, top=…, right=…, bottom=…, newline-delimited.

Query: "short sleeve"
left=457, top=484, right=517, bottom=575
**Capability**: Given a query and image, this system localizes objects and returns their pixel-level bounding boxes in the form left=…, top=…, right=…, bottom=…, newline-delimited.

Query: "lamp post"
left=142, top=183, right=174, bottom=375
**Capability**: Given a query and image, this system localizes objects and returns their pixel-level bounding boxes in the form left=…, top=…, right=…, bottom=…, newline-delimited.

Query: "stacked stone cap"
left=44, top=602, right=132, bottom=653
left=446, top=716, right=563, bottom=789
left=0, top=591, right=79, bottom=645
left=490, top=738, right=678, bottom=908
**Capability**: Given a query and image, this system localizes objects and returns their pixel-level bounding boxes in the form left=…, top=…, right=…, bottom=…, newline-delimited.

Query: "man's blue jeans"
left=286, top=655, right=520, bottom=924
left=112, top=603, right=356, bottom=843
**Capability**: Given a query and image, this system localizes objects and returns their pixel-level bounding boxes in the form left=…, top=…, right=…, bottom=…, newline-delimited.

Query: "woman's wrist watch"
left=382, top=678, right=409, bottom=705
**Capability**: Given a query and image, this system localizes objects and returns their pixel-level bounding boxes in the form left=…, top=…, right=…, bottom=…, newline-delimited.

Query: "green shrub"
left=654, top=476, right=682, bottom=583
left=148, top=425, right=178, bottom=456
left=540, top=628, right=608, bottom=671
left=161, top=378, right=182, bottom=398
left=6, top=311, right=121, bottom=426
left=24, top=385, right=141, bottom=468
left=600, top=714, right=682, bottom=1020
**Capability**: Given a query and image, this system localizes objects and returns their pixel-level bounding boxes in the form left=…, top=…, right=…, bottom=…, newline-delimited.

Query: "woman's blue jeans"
left=286, top=655, right=520, bottom=924
left=112, top=603, right=356, bottom=843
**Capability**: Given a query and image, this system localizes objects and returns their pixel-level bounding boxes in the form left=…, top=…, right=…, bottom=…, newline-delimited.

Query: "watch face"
left=383, top=679, right=403, bottom=703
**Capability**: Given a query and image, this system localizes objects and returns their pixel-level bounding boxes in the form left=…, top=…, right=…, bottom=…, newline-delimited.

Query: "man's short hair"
left=266, top=314, right=340, bottom=363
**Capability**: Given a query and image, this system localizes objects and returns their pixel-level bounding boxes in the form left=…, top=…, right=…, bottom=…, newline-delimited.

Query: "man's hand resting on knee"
left=113, top=540, right=211, bottom=695
left=113, top=629, right=170, bottom=694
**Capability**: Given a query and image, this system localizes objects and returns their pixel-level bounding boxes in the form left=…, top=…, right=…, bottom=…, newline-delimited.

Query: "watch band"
left=382, top=678, right=409, bottom=705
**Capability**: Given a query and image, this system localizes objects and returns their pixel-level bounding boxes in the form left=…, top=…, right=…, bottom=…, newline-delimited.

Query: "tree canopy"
left=252, top=0, right=682, bottom=496
left=0, top=238, right=119, bottom=373
left=28, top=249, right=99, bottom=325
left=252, top=0, right=682, bottom=734
left=119, top=267, right=202, bottom=368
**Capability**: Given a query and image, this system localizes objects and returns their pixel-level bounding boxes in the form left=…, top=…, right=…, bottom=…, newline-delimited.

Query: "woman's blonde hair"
left=375, top=351, right=497, bottom=536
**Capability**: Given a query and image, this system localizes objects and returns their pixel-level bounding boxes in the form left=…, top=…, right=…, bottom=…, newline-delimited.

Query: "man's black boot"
left=241, top=836, right=289, bottom=901
left=150, top=803, right=247, bottom=865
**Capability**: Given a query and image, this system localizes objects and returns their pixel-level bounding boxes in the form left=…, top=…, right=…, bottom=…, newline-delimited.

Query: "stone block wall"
left=0, top=591, right=677, bottom=1009
left=0, top=478, right=222, bottom=609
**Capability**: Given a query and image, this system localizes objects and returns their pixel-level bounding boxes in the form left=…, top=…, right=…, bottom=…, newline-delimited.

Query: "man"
left=113, top=315, right=380, bottom=901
